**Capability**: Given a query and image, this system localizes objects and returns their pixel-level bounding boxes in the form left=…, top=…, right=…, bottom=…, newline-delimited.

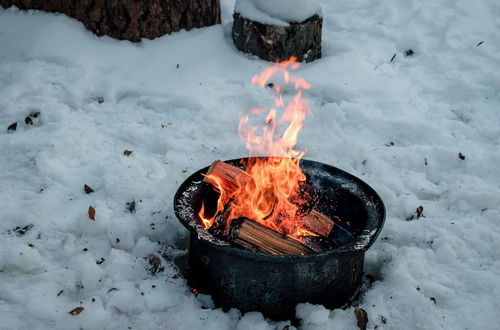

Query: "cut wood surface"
left=228, top=217, right=313, bottom=255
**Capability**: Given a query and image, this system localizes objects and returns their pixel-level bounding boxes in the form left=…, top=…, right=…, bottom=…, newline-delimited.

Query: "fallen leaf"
left=126, top=200, right=136, bottom=213
left=416, top=205, right=424, bottom=218
left=88, top=206, right=95, bottom=220
left=7, top=122, right=17, bottom=132
left=123, top=150, right=133, bottom=156
left=68, top=306, right=85, bottom=316
left=354, top=307, right=368, bottom=330
left=390, top=53, right=397, bottom=63
left=107, top=287, right=118, bottom=293
left=11, top=224, right=34, bottom=236
left=84, top=184, right=94, bottom=194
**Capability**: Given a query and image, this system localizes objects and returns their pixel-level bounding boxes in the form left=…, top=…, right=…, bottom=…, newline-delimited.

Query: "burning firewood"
left=203, top=160, right=335, bottom=238
left=212, top=217, right=314, bottom=255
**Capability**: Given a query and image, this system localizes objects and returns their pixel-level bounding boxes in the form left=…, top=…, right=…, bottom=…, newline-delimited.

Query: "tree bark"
left=0, top=0, right=221, bottom=42
left=232, top=13, right=322, bottom=63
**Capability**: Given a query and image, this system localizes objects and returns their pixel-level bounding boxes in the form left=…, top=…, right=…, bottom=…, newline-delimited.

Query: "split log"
left=232, top=13, right=322, bottom=63
left=204, top=160, right=252, bottom=195
left=302, top=210, right=334, bottom=238
left=0, top=0, right=221, bottom=42
left=220, top=217, right=314, bottom=255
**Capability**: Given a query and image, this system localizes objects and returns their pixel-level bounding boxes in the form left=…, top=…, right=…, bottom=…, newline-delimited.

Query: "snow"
left=1, top=0, right=500, bottom=329
left=235, top=0, right=321, bottom=25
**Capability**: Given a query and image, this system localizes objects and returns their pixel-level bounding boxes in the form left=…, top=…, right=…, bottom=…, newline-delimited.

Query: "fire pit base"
left=189, top=233, right=365, bottom=319
left=174, top=158, right=385, bottom=319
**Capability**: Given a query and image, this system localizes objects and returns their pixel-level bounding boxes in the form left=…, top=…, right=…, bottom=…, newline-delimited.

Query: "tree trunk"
left=0, top=0, right=221, bottom=42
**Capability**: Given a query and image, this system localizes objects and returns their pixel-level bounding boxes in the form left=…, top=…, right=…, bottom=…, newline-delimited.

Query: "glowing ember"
left=199, top=57, right=316, bottom=240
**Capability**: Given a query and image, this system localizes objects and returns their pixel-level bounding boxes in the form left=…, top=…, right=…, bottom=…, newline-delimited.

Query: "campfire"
left=197, top=58, right=345, bottom=255
left=173, top=58, right=385, bottom=318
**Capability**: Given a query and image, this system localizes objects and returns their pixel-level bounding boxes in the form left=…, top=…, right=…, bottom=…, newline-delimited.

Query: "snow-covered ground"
left=1, top=0, right=500, bottom=329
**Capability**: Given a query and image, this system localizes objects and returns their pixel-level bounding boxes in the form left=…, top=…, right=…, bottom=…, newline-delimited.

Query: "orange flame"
left=199, top=57, right=316, bottom=240
left=198, top=174, right=227, bottom=230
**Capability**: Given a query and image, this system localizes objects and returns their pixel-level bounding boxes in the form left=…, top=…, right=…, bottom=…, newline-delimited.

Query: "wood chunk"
left=219, top=217, right=313, bottom=255
left=303, top=236, right=335, bottom=253
left=203, top=160, right=252, bottom=195
left=302, top=210, right=334, bottom=237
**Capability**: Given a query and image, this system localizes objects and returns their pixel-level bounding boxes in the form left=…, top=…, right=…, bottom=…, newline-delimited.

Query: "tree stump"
left=232, top=13, right=322, bottom=62
left=0, top=0, right=221, bottom=42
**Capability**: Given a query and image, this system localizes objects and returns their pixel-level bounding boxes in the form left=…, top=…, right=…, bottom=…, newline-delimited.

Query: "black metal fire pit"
left=174, top=158, right=385, bottom=319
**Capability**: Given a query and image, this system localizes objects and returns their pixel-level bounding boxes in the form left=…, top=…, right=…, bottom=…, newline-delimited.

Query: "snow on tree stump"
left=232, top=13, right=322, bottom=62
left=0, top=0, right=221, bottom=42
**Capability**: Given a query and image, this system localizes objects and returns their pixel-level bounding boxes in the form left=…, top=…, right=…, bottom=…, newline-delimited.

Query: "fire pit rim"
left=174, top=157, right=386, bottom=260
